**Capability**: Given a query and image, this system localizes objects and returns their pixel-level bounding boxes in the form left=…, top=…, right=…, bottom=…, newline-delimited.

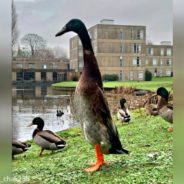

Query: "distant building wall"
left=12, top=58, right=72, bottom=82
left=69, top=21, right=173, bottom=81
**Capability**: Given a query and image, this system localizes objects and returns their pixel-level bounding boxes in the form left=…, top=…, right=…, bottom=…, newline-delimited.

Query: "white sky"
left=14, top=0, right=172, bottom=56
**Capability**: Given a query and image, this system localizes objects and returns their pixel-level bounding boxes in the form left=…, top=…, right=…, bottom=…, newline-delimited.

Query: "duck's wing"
left=92, top=86, right=128, bottom=154
left=118, top=109, right=126, bottom=117
left=12, top=140, right=27, bottom=149
left=38, top=130, right=64, bottom=143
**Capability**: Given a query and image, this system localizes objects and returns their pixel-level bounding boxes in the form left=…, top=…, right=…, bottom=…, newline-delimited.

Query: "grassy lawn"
left=12, top=109, right=173, bottom=184
left=52, top=77, right=173, bottom=91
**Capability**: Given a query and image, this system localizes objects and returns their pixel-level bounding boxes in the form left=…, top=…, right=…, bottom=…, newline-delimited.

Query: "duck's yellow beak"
left=27, top=123, right=33, bottom=127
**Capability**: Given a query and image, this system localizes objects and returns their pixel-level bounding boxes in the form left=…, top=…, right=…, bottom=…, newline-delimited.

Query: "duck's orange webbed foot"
left=85, top=144, right=105, bottom=173
left=85, top=161, right=103, bottom=172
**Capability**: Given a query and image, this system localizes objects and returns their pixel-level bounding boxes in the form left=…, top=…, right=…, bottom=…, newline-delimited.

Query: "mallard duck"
left=156, top=87, right=173, bottom=132
left=28, top=117, right=66, bottom=156
left=55, top=19, right=129, bottom=172
left=117, top=98, right=131, bottom=122
left=12, top=140, right=31, bottom=158
left=144, top=94, right=158, bottom=116
left=56, top=110, right=64, bottom=117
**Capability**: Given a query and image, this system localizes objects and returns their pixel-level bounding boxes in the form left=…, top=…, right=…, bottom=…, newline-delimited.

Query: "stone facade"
left=69, top=20, right=173, bottom=81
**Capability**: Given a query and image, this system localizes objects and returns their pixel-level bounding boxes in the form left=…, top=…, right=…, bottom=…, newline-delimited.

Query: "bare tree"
left=21, top=33, right=47, bottom=56
left=12, top=1, right=19, bottom=47
left=52, top=46, right=68, bottom=60
left=31, top=48, right=55, bottom=59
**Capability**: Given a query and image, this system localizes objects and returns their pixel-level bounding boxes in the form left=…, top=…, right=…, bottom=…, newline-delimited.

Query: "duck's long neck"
left=78, top=29, right=93, bottom=53
left=78, top=28, right=103, bottom=88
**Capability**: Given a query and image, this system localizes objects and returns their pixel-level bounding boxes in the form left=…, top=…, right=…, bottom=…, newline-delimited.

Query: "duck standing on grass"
left=12, top=140, right=31, bottom=159
left=55, top=19, right=129, bottom=172
left=117, top=98, right=131, bottom=123
left=28, top=117, right=66, bottom=156
left=156, top=87, right=173, bottom=132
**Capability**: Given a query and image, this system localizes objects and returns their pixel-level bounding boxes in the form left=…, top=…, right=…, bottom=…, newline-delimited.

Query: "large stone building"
left=70, top=19, right=173, bottom=80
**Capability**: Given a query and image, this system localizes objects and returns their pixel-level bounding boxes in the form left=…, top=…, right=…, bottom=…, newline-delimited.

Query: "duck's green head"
left=120, top=98, right=126, bottom=108
left=156, top=87, right=169, bottom=101
left=28, top=117, right=44, bottom=130
left=55, top=19, right=93, bottom=52
left=55, top=19, right=86, bottom=37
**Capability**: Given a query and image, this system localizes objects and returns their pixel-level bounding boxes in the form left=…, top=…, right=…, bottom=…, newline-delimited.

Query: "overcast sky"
left=14, top=0, right=172, bottom=56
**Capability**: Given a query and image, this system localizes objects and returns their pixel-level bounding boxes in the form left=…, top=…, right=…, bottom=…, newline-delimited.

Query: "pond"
left=12, top=83, right=78, bottom=141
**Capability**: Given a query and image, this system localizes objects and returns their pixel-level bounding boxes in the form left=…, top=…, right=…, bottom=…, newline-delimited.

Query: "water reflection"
left=12, top=84, right=78, bottom=141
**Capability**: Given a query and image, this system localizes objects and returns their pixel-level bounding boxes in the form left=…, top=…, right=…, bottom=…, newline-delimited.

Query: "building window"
left=154, top=68, right=157, bottom=76
left=16, top=72, right=23, bottom=81
left=120, top=57, right=123, bottom=67
left=41, top=71, right=46, bottom=81
left=24, top=71, right=35, bottom=81
left=160, top=59, right=163, bottom=66
left=120, top=70, right=123, bottom=80
left=133, top=43, right=141, bottom=53
left=133, top=57, right=141, bottom=66
left=166, top=70, right=171, bottom=76
left=119, top=31, right=123, bottom=40
left=16, top=63, right=23, bottom=69
left=148, top=47, right=154, bottom=55
left=132, top=58, right=137, bottom=66
left=138, top=71, right=143, bottom=80
left=160, top=48, right=164, bottom=56
left=166, top=48, right=172, bottom=56
left=145, top=59, right=148, bottom=65
left=152, top=58, right=157, bottom=66
left=120, top=45, right=124, bottom=53
left=41, top=64, right=47, bottom=69
left=28, top=63, right=35, bottom=69
left=137, top=30, right=144, bottom=40
left=130, top=71, right=134, bottom=80
left=167, top=59, right=172, bottom=66
left=137, top=57, right=141, bottom=67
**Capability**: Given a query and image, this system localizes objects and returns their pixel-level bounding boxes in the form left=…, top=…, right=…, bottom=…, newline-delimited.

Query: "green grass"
left=12, top=109, right=173, bottom=184
left=52, top=77, right=173, bottom=91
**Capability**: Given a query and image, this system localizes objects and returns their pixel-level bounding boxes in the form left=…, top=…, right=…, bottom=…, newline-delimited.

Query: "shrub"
left=102, top=74, right=119, bottom=81
left=71, top=75, right=78, bottom=81
left=144, top=69, right=152, bottom=81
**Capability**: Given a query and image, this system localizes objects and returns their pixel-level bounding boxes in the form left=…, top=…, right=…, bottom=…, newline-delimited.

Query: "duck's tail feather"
left=109, top=147, right=129, bottom=154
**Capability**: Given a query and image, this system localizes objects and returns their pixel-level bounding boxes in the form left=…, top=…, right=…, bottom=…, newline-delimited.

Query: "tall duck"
left=55, top=19, right=129, bottom=172
left=28, top=117, right=66, bottom=156
left=156, top=87, right=173, bottom=132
